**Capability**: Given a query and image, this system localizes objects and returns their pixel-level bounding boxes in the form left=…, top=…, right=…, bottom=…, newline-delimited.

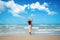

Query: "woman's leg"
left=28, top=25, right=32, bottom=35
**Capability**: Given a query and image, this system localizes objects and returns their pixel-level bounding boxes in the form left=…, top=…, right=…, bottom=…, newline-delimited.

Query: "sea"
left=0, top=24, right=60, bottom=36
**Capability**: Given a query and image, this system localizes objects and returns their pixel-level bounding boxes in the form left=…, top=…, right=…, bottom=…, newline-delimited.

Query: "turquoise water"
left=0, top=24, right=60, bottom=35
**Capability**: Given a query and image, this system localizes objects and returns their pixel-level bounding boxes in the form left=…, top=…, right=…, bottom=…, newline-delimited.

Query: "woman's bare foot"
left=29, top=32, right=32, bottom=35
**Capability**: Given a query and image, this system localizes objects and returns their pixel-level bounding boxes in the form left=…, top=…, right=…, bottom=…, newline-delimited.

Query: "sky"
left=0, top=0, right=60, bottom=24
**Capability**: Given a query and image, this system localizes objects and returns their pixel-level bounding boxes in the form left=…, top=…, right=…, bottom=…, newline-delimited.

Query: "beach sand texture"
left=0, top=35, right=60, bottom=40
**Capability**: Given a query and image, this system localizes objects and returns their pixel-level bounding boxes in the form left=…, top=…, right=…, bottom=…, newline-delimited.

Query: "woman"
left=28, top=19, right=32, bottom=35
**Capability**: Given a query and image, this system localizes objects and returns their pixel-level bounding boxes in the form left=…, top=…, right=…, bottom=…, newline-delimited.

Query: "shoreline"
left=0, top=32, right=60, bottom=36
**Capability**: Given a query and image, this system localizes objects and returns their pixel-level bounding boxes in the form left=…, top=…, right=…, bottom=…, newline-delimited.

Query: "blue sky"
left=0, top=0, right=60, bottom=24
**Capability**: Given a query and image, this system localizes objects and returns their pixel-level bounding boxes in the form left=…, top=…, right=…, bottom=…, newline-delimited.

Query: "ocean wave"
left=38, top=29, right=60, bottom=32
left=24, top=27, right=39, bottom=29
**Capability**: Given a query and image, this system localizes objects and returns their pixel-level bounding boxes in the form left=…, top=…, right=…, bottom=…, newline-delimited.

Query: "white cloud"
left=0, top=0, right=28, bottom=16
left=30, top=2, right=56, bottom=15
left=0, top=0, right=56, bottom=16
left=0, top=1, right=5, bottom=14
left=31, top=14, right=35, bottom=17
left=5, top=0, right=28, bottom=16
left=43, top=2, right=48, bottom=6
left=45, top=8, right=56, bottom=15
left=30, top=2, right=45, bottom=10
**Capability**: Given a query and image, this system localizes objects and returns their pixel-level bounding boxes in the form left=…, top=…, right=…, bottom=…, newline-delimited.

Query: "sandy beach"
left=0, top=35, right=60, bottom=40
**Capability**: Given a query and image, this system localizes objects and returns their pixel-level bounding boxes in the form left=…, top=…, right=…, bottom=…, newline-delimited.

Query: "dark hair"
left=28, top=20, right=32, bottom=25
